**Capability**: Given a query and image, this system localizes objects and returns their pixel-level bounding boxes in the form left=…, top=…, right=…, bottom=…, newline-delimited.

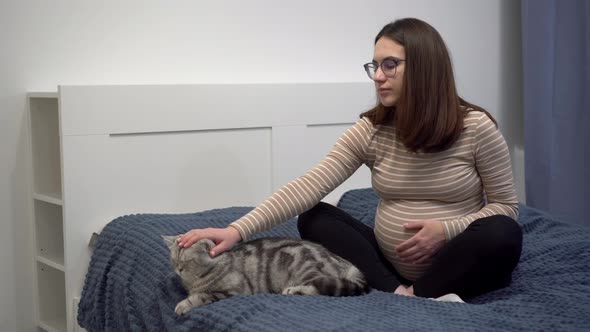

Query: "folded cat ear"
left=202, top=239, right=215, bottom=253
left=161, top=235, right=178, bottom=246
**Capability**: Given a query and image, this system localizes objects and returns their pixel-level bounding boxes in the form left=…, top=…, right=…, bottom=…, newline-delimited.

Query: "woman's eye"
left=382, top=60, right=397, bottom=71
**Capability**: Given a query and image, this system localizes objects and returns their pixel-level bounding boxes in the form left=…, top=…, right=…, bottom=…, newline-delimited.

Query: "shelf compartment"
left=34, top=199, right=64, bottom=267
left=29, top=96, right=62, bottom=198
left=36, top=262, right=66, bottom=332
left=38, top=320, right=67, bottom=332
left=33, top=192, right=63, bottom=206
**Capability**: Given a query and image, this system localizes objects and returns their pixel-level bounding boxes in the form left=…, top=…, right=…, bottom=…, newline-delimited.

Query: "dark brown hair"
left=361, top=18, right=496, bottom=153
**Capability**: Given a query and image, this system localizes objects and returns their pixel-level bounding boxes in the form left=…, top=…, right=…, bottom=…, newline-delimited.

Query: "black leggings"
left=298, top=202, right=523, bottom=299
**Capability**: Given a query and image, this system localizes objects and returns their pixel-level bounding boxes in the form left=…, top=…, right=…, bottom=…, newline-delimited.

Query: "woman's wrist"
left=227, top=225, right=243, bottom=242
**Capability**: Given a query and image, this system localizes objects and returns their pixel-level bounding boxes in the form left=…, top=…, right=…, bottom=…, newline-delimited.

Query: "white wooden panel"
left=305, top=123, right=372, bottom=205
left=271, top=125, right=308, bottom=190
left=271, top=123, right=372, bottom=206
left=62, top=128, right=272, bottom=300
left=59, top=83, right=375, bottom=136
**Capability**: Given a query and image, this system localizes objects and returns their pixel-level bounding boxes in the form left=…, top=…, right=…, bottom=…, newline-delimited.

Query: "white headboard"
left=57, top=82, right=374, bottom=328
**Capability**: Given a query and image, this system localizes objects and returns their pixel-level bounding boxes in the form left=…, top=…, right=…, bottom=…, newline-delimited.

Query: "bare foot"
left=394, top=285, right=415, bottom=297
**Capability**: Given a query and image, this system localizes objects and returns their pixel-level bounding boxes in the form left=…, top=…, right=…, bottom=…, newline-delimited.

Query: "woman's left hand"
left=396, top=220, right=447, bottom=264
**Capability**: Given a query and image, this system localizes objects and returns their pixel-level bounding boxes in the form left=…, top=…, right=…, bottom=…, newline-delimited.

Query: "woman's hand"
left=396, top=220, right=446, bottom=264
left=177, top=226, right=242, bottom=257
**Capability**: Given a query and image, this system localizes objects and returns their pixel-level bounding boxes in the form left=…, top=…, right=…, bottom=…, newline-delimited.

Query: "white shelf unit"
left=28, top=93, right=67, bottom=332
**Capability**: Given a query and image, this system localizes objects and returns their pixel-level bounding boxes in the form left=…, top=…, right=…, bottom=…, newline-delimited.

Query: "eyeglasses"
left=363, top=57, right=406, bottom=79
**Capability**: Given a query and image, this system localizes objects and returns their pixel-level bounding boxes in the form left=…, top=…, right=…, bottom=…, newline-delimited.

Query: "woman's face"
left=372, top=37, right=406, bottom=107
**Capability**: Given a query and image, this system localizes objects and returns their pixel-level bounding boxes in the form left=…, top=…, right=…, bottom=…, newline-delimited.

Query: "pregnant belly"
left=372, top=199, right=482, bottom=280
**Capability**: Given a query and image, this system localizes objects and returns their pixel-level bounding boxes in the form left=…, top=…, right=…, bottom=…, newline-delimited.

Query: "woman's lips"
left=378, top=88, right=391, bottom=96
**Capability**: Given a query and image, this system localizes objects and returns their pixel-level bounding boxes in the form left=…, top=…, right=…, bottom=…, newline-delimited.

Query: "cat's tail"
left=311, top=267, right=369, bottom=296
left=336, top=277, right=369, bottom=296
left=340, top=265, right=369, bottom=296
left=309, top=277, right=368, bottom=297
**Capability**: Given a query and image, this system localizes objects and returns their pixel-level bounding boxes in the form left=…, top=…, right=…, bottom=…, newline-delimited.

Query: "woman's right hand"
left=177, top=226, right=242, bottom=257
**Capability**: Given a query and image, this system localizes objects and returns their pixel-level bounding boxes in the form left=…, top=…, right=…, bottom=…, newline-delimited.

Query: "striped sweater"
left=230, top=111, right=519, bottom=280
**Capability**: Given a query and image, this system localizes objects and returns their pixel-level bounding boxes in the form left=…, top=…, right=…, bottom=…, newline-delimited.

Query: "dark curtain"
left=521, top=0, right=589, bottom=226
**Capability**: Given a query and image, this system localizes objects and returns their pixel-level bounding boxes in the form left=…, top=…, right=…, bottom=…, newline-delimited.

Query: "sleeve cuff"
left=228, top=223, right=248, bottom=241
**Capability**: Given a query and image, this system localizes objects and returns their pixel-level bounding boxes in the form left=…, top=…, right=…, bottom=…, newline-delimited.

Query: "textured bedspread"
left=78, top=189, right=590, bottom=331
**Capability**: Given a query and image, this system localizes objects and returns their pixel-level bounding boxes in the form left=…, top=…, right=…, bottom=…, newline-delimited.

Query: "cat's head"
left=162, top=235, right=216, bottom=280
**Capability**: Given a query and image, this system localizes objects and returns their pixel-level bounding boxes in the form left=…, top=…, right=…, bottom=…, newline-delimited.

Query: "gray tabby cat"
left=162, top=236, right=368, bottom=315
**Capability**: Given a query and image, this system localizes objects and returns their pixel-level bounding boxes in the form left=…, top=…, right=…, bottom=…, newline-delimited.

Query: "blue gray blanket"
left=78, top=189, right=590, bottom=331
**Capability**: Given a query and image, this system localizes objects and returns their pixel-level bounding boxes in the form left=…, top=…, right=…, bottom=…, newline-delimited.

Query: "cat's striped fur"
left=163, top=236, right=368, bottom=315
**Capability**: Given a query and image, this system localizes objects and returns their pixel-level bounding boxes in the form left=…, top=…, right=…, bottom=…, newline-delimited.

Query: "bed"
left=77, top=188, right=590, bottom=331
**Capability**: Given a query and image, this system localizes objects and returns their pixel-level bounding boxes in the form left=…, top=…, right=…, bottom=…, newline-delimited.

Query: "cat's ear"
left=161, top=235, right=178, bottom=247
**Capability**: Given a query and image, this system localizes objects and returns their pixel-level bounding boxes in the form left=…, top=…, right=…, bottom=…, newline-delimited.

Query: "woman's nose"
left=373, top=67, right=386, bottom=82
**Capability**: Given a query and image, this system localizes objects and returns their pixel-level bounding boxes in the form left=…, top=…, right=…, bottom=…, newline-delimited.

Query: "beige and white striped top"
left=230, top=110, right=519, bottom=280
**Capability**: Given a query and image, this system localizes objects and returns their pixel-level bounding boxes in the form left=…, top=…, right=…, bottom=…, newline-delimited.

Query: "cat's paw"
left=175, top=299, right=194, bottom=315
left=282, top=285, right=319, bottom=295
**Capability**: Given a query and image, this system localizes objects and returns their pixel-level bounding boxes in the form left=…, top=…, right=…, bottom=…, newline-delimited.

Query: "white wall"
left=0, top=0, right=523, bottom=331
